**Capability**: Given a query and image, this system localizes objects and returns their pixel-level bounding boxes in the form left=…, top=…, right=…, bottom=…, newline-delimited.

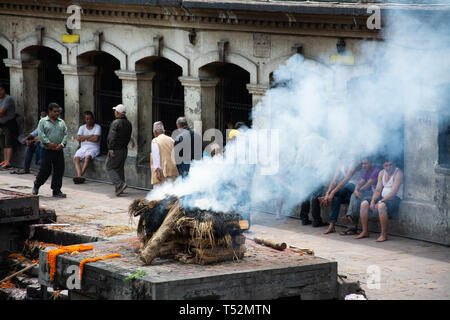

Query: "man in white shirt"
left=356, top=158, right=403, bottom=242
left=73, top=111, right=101, bottom=184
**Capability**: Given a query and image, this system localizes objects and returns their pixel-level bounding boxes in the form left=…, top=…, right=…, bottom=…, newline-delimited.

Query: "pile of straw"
left=129, top=197, right=246, bottom=265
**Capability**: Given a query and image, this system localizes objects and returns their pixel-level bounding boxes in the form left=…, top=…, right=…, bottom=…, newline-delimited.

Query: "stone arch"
left=261, top=54, right=291, bottom=85
left=75, top=39, right=127, bottom=70
left=129, top=45, right=189, bottom=75
left=264, top=54, right=333, bottom=84
left=0, top=33, right=13, bottom=59
left=193, top=50, right=258, bottom=83
left=129, top=45, right=156, bottom=68
left=17, top=33, right=68, bottom=64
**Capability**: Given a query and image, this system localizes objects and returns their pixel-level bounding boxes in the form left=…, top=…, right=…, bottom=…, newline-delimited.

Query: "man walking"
left=106, top=104, right=132, bottom=196
left=0, top=83, right=17, bottom=169
left=151, top=121, right=178, bottom=186
left=32, top=103, right=67, bottom=198
left=173, top=117, right=201, bottom=178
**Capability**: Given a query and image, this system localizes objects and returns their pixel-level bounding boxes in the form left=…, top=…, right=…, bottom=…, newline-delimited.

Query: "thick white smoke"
left=147, top=8, right=450, bottom=217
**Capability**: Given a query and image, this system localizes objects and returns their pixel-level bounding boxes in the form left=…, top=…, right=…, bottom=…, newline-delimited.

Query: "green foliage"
left=124, top=269, right=148, bottom=282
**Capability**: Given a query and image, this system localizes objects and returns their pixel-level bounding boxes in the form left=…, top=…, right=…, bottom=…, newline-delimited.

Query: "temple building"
left=0, top=0, right=448, bottom=245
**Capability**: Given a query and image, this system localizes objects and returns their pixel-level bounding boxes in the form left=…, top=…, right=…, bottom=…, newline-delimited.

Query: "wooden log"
left=191, top=245, right=246, bottom=258
left=139, top=201, right=181, bottom=265
left=233, top=235, right=246, bottom=245
left=158, top=244, right=185, bottom=257
left=174, top=253, right=196, bottom=264
left=253, top=237, right=286, bottom=250
left=0, top=263, right=38, bottom=285
left=189, top=237, right=213, bottom=249
left=194, top=249, right=245, bottom=265
left=289, top=245, right=314, bottom=255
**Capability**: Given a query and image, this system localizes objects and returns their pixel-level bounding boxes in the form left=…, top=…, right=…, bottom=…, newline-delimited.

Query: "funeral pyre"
left=129, top=197, right=249, bottom=265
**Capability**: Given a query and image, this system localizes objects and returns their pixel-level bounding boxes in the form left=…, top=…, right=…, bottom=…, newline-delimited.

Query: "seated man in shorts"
left=73, top=111, right=101, bottom=184
left=356, top=158, right=403, bottom=242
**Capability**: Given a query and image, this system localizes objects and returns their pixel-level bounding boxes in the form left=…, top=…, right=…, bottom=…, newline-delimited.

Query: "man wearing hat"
left=106, top=104, right=132, bottom=196
left=151, top=121, right=178, bottom=186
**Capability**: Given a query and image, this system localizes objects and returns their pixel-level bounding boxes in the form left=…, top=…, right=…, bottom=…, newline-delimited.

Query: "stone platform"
left=38, top=237, right=337, bottom=300
left=0, top=188, right=39, bottom=224
left=0, top=188, right=54, bottom=254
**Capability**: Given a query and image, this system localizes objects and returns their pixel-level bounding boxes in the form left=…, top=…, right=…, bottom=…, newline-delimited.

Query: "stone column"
left=22, top=61, right=41, bottom=133
left=246, top=83, right=269, bottom=108
left=401, top=101, right=446, bottom=243
left=58, top=64, right=80, bottom=154
left=115, top=70, right=155, bottom=161
left=56, top=65, right=96, bottom=155
left=247, top=83, right=269, bottom=129
left=404, top=106, right=439, bottom=203
left=178, top=77, right=219, bottom=134
left=3, top=59, right=25, bottom=132
left=76, top=66, right=97, bottom=120
left=4, top=60, right=40, bottom=133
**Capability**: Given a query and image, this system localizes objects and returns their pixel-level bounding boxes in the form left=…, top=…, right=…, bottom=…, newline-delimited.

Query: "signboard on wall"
left=253, top=33, right=271, bottom=58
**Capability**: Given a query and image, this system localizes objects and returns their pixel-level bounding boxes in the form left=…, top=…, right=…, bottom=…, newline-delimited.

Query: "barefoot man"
left=73, top=111, right=101, bottom=184
left=356, top=158, right=403, bottom=242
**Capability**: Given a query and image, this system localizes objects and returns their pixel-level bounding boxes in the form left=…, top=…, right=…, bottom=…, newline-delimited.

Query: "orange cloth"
left=79, top=254, right=121, bottom=280
left=47, top=244, right=94, bottom=280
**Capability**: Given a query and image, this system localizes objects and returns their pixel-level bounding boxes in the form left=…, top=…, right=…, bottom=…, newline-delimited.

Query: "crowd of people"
left=0, top=82, right=403, bottom=241
left=295, top=156, right=404, bottom=242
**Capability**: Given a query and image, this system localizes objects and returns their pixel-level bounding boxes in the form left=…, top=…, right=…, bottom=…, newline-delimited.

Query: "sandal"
left=340, top=228, right=358, bottom=236
left=16, top=169, right=30, bottom=175
left=73, top=177, right=85, bottom=184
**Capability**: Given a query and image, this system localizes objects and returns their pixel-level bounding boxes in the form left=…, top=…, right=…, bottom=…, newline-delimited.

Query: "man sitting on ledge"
left=356, top=158, right=403, bottom=242
left=73, top=111, right=101, bottom=184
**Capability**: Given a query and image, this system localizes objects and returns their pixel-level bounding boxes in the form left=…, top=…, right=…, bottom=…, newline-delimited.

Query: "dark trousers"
left=35, top=142, right=41, bottom=164
left=34, top=148, right=65, bottom=192
left=177, top=163, right=190, bottom=178
left=311, top=187, right=328, bottom=224
left=106, top=149, right=127, bottom=189
left=24, top=144, right=36, bottom=170
left=306, top=187, right=323, bottom=223
left=298, top=200, right=311, bottom=221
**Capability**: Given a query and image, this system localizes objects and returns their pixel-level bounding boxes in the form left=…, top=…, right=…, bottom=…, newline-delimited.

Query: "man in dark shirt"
left=106, top=104, right=132, bottom=196
left=173, top=117, right=201, bottom=178
left=0, top=83, right=17, bottom=169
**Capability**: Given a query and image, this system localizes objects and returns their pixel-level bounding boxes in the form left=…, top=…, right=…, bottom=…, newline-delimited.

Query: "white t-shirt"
left=78, top=124, right=101, bottom=148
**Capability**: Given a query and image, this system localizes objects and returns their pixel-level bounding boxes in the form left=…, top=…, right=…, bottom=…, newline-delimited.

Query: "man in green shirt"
left=32, top=103, right=68, bottom=198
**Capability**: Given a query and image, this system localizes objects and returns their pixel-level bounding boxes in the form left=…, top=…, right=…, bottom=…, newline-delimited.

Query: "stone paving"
left=1, top=169, right=449, bottom=300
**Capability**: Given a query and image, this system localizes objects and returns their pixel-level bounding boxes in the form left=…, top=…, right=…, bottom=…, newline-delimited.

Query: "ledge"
left=435, top=164, right=450, bottom=176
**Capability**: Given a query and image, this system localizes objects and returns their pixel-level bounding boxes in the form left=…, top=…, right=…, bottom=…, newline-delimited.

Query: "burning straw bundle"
left=129, top=197, right=247, bottom=265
